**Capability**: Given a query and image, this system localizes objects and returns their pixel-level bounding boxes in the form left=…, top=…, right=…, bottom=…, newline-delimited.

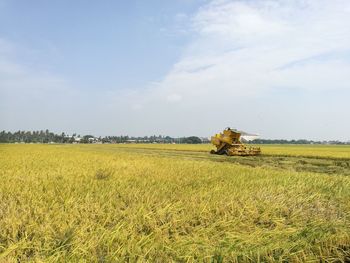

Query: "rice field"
left=0, top=144, right=350, bottom=262
left=113, top=143, right=350, bottom=159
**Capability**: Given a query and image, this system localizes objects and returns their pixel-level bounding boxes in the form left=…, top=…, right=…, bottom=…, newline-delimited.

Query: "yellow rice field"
left=0, top=144, right=350, bottom=262
left=111, top=143, right=350, bottom=159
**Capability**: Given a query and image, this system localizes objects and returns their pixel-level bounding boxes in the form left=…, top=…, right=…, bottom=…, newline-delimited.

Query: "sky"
left=0, top=0, right=350, bottom=140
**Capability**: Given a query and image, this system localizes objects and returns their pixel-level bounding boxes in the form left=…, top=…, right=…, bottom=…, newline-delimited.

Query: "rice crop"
left=0, top=144, right=349, bottom=262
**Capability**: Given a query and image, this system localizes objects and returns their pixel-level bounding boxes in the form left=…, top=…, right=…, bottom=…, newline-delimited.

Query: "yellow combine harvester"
left=210, top=128, right=261, bottom=156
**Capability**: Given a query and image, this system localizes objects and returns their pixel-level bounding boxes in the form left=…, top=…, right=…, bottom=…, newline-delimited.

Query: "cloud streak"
left=1, top=1, right=350, bottom=140
left=111, top=0, right=350, bottom=140
left=0, top=38, right=78, bottom=132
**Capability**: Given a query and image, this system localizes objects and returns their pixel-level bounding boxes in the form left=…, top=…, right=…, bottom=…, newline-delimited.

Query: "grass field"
left=1, top=144, right=350, bottom=262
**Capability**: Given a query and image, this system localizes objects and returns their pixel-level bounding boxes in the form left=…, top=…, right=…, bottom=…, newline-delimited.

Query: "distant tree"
left=182, top=136, right=202, bottom=144
left=81, top=135, right=94, bottom=144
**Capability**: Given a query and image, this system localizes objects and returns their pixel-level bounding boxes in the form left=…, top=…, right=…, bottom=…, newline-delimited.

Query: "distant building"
left=200, top=137, right=211, bottom=143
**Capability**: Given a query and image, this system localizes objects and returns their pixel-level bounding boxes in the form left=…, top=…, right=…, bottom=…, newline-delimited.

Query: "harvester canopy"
left=210, top=128, right=261, bottom=156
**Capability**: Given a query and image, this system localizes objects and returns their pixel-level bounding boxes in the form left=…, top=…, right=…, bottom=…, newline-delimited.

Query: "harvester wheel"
left=216, top=145, right=228, bottom=155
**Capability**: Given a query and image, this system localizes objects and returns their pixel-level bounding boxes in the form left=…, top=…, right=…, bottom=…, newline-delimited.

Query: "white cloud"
left=0, top=38, right=69, bottom=93
left=2, top=1, right=350, bottom=140
left=167, top=93, right=182, bottom=102
left=109, top=0, right=350, bottom=140
left=0, top=38, right=78, bottom=131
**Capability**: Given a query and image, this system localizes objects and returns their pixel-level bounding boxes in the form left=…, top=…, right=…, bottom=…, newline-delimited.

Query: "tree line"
left=0, top=130, right=348, bottom=145
left=248, top=139, right=349, bottom=145
left=0, top=130, right=205, bottom=144
left=0, top=130, right=74, bottom=143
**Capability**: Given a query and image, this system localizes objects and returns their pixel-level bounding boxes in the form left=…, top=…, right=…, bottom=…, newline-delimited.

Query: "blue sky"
left=1, top=0, right=350, bottom=140
left=0, top=0, right=203, bottom=91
